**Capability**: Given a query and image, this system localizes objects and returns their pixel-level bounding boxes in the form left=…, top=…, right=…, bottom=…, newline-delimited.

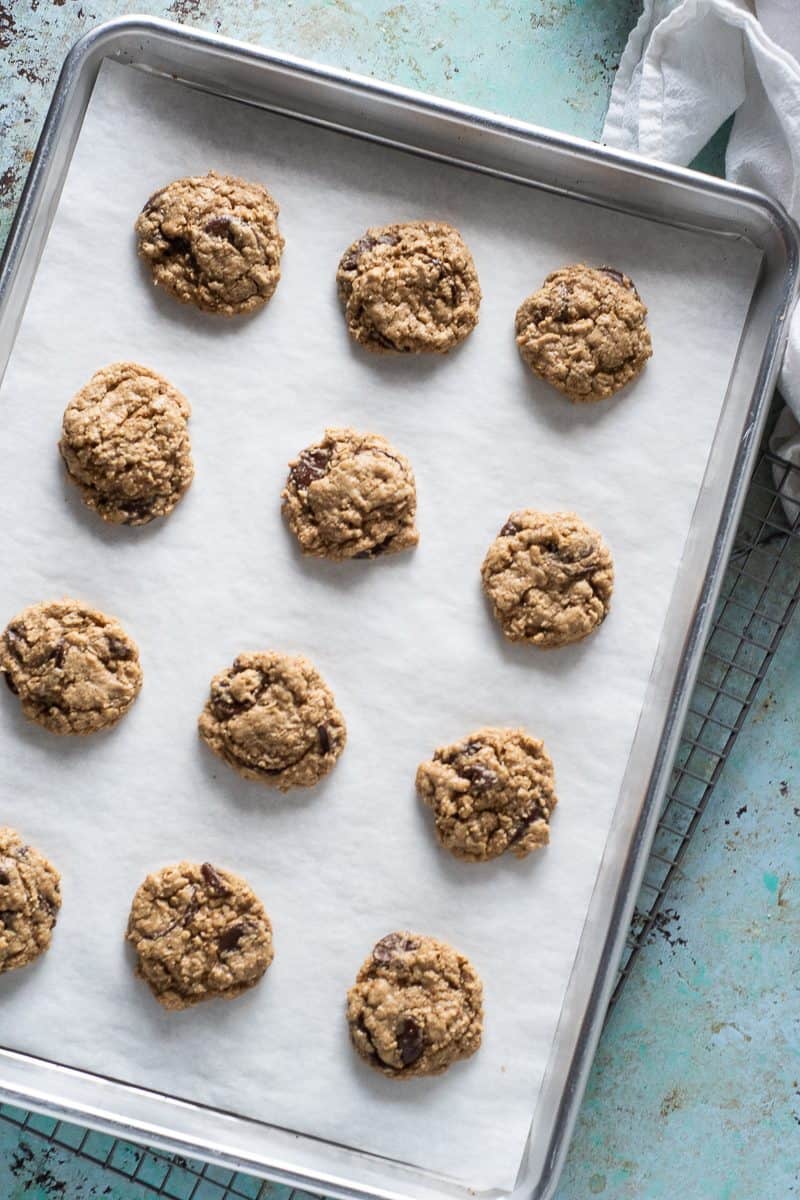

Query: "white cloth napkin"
left=603, top=0, right=800, bottom=515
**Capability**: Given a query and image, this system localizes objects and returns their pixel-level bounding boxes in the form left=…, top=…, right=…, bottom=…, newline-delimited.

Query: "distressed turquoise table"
left=1, top=4, right=796, bottom=1199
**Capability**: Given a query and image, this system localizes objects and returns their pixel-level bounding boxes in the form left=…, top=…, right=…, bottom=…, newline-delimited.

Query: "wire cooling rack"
left=2, top=408, right=800, bottom=1200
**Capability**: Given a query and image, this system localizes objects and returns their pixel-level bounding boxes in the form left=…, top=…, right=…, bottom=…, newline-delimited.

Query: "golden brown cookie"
left=347, top=931, right=483, bottom=1078
left=0, top=599, right=143, bottom=734
left=135, top=171, right=284, bottom=316
left=336, top=220, right=481, bottom=353
left=416, top=727, right=557, bottom=861
left=281, top=427, right=419, bottom=560
left=198, top=652, right=346, bottom=790
left=515, top=264, right=652, bottom=401
left=481, top=510, right=613, bottom=648
left=0, top=827, right=61, bottom=974
left=59, top=362, right=194, bottom=526
left=126, top=861, right=273, bottom=1011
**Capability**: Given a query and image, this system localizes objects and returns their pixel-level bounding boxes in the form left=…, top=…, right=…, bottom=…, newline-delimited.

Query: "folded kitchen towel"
left=603, top=0, right=800, bottom=504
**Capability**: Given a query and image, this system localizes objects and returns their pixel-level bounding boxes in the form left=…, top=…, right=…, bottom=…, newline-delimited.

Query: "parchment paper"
left=0, top=61, right=761, bottom=1191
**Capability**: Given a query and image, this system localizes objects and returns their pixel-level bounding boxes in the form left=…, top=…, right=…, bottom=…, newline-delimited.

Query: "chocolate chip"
left=163, top=234, right=192, bottom=259
left=598, top=265, right=628, bottom=287
left=121, top=498, right=156, bottom=524
left=318, top=724, right=331, bottom=754
left=219, top=923, right=246, bottom=953
left=355, top=533, right=394, bottom=560
left=500, top=521, right=519, bottom=538
left=106, top=636, right=133, bottom=661
left=559, top=536, right=595, bottom=563
left=461, top=763, right=497, bottom=792
left=0, top=870, right=9, bottom=885
left=509, top=803, right=546, bottom=844
left=3, top=625, right=25, bottom=661
left=141, top=187, right=166, bottom=215
left=290, top=448, right=331, bottom=490
left=463, top=741, right=483, bottom=756
left=396, top=1016, right=424, bottom=1066
left=204, top=215, right=234, bottom=237
left=201, top=862, right=229, bottom=894
left=51, top=639, right=67, bottom=668
left=210, top=687, right=248, bottom=719
left=373, top=932, right=420, bottom=963
left=341, top=231, right=400, bottom=273
left=2, top=671, right=18, bottom=695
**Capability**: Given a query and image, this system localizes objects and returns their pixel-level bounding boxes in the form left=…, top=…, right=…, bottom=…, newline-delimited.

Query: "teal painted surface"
left=0, top=0, right=641, bottom=243
left=555, top=606, right=800, bottom=1200
left=4, top=4, right=796, bottom=1200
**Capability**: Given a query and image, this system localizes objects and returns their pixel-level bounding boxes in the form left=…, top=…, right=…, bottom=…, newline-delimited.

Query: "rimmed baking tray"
left=0, top=16, right=796, bottom=1200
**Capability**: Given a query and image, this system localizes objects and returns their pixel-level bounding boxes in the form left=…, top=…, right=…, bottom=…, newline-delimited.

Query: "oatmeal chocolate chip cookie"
left=135, top=171, right=284, bottom=316
left=0, top=598, right=143, bottom=735
left=0, top=827, right=61, bottom=974
left=481, top=510, right=613, bottom=648
left=515, top=264, right=652, bottom=401
left=59, top=362, right=194, bottom=526
left=281, top=427, right=419, bottom=560
left=347, top=931, right=483, bottom=1078
left=416, top=727, right=557, bottom=862
left=126, top=861, right=273, bottom=1011
left=336, top=220, right=481, bottom=354
left=198, top=651, right=346, bottom=790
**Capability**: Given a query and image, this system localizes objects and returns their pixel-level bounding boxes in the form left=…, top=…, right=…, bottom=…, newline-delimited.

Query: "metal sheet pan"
left=0, top=16, right=796, bottom=1200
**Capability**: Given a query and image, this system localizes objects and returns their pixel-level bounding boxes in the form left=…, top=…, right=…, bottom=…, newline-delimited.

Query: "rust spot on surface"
left=659, top=1086, right=685, bottom=1118
left=0, top=165, right=18, bottom=199
left=0, top=2, right=16, bottom=50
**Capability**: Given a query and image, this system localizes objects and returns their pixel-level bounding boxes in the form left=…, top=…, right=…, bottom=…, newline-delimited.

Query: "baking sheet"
left=0, top=60, right=760, bottom=1192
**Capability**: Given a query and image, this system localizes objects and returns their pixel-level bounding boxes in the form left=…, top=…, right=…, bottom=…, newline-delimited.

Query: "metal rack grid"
left=3, top=412, right=800, bottom=1199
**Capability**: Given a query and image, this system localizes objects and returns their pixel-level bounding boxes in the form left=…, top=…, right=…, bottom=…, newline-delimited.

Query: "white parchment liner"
left=0, top=61, right=760, bottom=1191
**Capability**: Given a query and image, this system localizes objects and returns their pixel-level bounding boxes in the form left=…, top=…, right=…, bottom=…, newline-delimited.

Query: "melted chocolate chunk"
left=3, top=625, right=25, bottom=661
left=218, top=923, right=247, bottom=954
left=210, top=687, right=249, bottom=719
left=340, top=231, right=400, bottom=273
left=121, top=498, right=157, bottom=524
left=106, top=636, right=134, bottom=661
left=461, top=763, right=498, bottom=792
left=0, top=869, right=9, bottom=885
left=598, top=265, right=628, bottom=287
left=290, top=449, right=331, bottom=490
left=201, top=862, right=229, bottom=895
left=204, top=215, right=235, bottom=237
left=317, top=724, right=331, bottom=754
left=396, top=1016, right=424, bottom=1066
left=373, top=932, right=420, bottom=964
left=500, top=521, right=519, bottom=538
left=508, top=803, right=547, bottom=845
left=51, top=639, right=67, bottom=668
left=141, top=187, right=166, bottom=215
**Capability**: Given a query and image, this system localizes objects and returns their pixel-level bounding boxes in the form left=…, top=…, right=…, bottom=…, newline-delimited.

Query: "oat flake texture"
left=126, top=860, right=274, bottom=1011
left=135, top=170, right=284, bottom=316
left=481, top=510, right=614, bottom=648
left=0, top=826, right=61, bottom=974
left=59, top=361, right=194, bottom=526
left=347, top=931, right=483, bottom=1078
left=336, top=219, right=481, bottom=353
left=0, top=598, right=143, bottom=735
left=416, top=726, right=558, bottom=861
left=515, top=264, right=652, bottom=401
